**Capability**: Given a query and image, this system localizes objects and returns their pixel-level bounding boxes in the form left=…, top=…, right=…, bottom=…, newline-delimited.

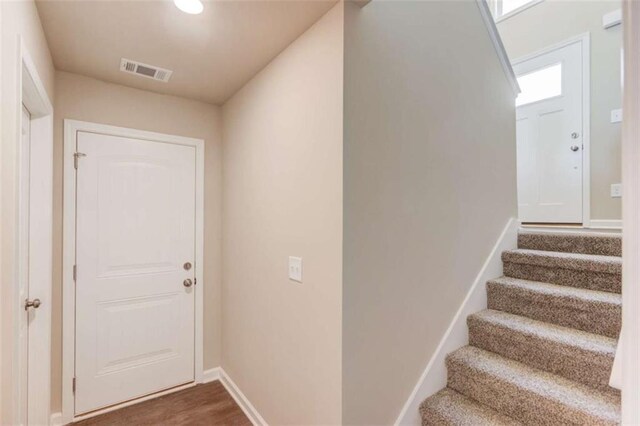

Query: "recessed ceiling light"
left=174, top=0, right=203, bottom=15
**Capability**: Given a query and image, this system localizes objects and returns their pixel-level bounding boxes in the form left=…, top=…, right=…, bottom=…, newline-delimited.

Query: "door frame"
left=512, top=32, right=591, bottom=227
left=61, top=120, right=205, bottom=424
left=13, top=38, right=54, bottom=426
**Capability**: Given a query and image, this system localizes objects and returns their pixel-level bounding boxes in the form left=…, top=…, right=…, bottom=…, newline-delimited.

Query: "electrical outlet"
left=611, top=183, right=622, bottom=198
left=288, top=256, right=302, bottom=282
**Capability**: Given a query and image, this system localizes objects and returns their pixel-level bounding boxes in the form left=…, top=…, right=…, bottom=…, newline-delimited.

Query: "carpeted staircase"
left=420, top=230, right=622, bottom=425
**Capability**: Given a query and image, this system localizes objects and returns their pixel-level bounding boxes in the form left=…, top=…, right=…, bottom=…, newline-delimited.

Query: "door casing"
left=13, top=38, right=54, bottom=426
left=511, top=33, right=591, bottom=227
left=62, top=120, right=205, bottom=424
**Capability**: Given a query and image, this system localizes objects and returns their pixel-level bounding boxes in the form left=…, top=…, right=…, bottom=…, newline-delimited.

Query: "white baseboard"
left=219, top=368, right=268, bottom=426
left=203, top=367, right=221, bottom=383
left=50, top=367, right=263, bottom=426
left=50, top=412, right=63, bottom=426
left=394, top=217, right=519, bottom=425
left=588, top=219, right=622, bottom=230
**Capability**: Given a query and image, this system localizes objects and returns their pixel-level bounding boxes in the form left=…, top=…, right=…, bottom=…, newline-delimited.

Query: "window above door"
left=494, top=0, right=544, bottom=22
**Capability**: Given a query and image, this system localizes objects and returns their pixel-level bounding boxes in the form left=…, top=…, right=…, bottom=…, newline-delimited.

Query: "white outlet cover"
left=611, top=183, right=622, bottom=198
left=289, top=256, right=302, bottom=282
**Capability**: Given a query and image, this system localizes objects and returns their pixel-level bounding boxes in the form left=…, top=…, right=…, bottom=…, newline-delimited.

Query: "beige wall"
left=51, top=71, right=223, bottom=412
left=1, top=0, right=55, bottom=422
left=342, top=1, right=517, bottom=424
left=497, top=0, right=623, bottom=221
left=221, top=3, right=343, bottom=424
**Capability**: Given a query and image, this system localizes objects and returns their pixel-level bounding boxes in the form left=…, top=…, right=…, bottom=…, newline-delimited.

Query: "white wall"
left=221, top=3, right=343, bottom=424
left=1, top=1, right=55, bottom=422
left=51, top=71, right=223, bottom=413
left=497, top=0, right=623, bottom=221
left=342, top=1, right=517, bottom=424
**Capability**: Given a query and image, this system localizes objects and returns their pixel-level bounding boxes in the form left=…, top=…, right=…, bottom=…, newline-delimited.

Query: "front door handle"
left=183, top=279, right=193, bottom=288
left=570, top=145, right=580, bottom=152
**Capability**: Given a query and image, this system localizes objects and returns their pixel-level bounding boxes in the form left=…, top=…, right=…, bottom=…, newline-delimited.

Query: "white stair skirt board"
left=394, top=218, right=520, bottom=426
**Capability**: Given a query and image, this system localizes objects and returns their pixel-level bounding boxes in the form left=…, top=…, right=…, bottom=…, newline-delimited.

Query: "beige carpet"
left=420, top=231, right=622, bottom=425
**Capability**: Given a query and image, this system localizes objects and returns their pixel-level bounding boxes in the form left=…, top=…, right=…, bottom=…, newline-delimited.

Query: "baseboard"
left=202, top=367, right=221, bottom=383
left=219, top=368, right=268, bottom=426
left=50, top=412, right=63, bottom=426
left=588, top=219, right=622, bottom=230
left=50, top=368, right=263, bottom=426
left=394, top=217, right=519, bottom=425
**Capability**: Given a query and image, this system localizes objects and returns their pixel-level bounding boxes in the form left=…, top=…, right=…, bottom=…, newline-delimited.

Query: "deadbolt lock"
left=183, top=262, right=192, bottom=271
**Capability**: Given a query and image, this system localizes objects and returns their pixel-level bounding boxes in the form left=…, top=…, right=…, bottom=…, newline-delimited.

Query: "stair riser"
left=518, top=233, right=621, bottom=257
left=446, top=359, right=618, bottom=425
left=487, top=283, right=621, bottom=338
left=503, top=262, right=621, bottom=293
left=468, top=318, right=616, bottom=393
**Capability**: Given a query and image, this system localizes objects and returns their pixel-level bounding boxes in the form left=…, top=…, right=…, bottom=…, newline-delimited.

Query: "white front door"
left=514, top=39, right=585, bottom=223
left=74, top=131, right=197, bottom=415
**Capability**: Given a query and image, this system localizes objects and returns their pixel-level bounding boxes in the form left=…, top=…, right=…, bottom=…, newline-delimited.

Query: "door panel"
left=75, top=132, right=196, bottom=415
left=515, top=41, right=584, bottom=223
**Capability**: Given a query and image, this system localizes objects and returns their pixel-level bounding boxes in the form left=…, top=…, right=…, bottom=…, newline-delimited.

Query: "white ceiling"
left=36, top=0, right=337, bottom=104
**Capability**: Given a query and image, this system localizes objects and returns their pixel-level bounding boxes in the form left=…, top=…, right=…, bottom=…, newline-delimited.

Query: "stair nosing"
left=503, top=248, right=621, bottom=270
left=468, top=309, right=617, bottom=356
left=447, top=346, right=620, bottom=419
left=487, top=276, right=621, bottom=305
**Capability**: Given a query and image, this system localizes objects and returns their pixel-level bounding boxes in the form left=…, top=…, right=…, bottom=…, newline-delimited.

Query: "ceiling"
left=36, top=0, right=337, bottom=104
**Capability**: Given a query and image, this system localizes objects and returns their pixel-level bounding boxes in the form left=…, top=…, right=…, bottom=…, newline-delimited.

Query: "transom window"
left=515, top=63, right=563, bottom=107
left=495, top=0, right=543, bottom=20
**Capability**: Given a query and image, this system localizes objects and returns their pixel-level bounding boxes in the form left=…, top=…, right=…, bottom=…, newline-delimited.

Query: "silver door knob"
left=24, top=298, right=41, bottom=310
left=570, top=145, right=580, bottom=152
left=183, top=279, right=193, bottom=288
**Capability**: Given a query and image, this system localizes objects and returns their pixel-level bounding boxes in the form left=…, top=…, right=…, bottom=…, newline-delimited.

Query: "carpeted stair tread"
left=518, top=231, right=621, bottom=257
left=487, top=276, right=621, bottom=338
left=502, top=249, right=621, bottom=293
left=502, top=249, right=621, bottom=274
left=419, top=388, right=523, bottom=426
left=446, top=346, right=621, bottom=425
left=468, top=309, right=617, bottom=391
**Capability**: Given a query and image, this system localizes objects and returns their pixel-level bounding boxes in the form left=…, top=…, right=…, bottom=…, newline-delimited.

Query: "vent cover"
left=119, top=58, right=172, bottom=83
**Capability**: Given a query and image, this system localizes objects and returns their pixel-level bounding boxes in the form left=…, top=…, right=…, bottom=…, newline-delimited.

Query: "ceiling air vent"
left=119, top=58, right=173, bottom=83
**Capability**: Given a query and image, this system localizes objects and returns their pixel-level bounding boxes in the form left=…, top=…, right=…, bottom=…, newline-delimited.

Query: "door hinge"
left=72, top=377, right=76, bottom=394
left=73, top=264, right=77, bottom=282
left=194, top=278, right=197, bottom=286
left=73, top=152, right=86, bottom=169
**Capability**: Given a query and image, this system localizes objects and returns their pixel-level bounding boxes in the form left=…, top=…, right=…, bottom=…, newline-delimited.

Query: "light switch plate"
left=288, top=256, right=302, bottom=282
left=611, top=109, right=622, bottom=123
left=611, top=183, right=622, bottom=198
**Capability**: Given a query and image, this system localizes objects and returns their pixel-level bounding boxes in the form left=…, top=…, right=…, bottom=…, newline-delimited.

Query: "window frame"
left=494, top=0, right=545, bottom=22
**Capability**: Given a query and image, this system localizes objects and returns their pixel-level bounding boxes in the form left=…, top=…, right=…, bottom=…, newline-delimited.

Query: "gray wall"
left=497, top=0, right=623, bottom=221
left=343, top=1, right=518, bottom=424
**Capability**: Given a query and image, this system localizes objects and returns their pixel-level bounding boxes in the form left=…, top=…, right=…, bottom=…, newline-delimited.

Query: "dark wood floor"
left=73, top=381, right=252, bottom=426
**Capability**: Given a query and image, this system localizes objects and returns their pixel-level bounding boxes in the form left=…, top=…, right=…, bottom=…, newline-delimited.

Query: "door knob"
left=183, top=279, right=193, bottom=288
left=571, top=132, right=579, bottom=139
left=570, top=145, right=580, bottom=152
left=24, top=298, right=41, bottom=310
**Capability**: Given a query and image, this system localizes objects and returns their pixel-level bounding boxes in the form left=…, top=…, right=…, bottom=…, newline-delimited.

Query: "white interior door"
left=74, top=132, right=197, bottom=415
left=17, top=105, right=31, bottom=426
left=514, top=39, right=584, bottom=223
left=20, top=103, right=54, bottom=426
